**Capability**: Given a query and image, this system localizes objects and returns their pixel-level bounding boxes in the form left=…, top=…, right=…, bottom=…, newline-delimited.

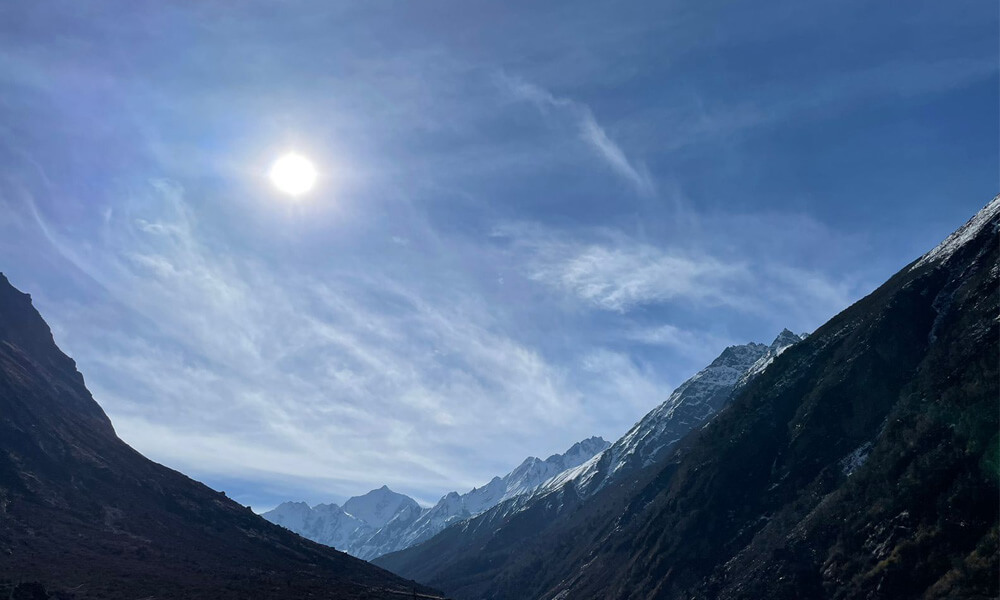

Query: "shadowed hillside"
left=0, top=273, right=442, bottom=599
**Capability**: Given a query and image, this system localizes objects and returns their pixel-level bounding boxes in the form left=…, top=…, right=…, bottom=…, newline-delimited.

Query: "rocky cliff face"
left=0, top=274, right=438, bottom=600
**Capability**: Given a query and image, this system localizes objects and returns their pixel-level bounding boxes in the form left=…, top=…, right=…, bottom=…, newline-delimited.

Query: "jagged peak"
left=769, top=328, right=804, bottom=350
left=710, top=342, right=769, bottom=368
left=551, top=436, right=610, bottom=459
left=574, top=435, right=609, bottom=447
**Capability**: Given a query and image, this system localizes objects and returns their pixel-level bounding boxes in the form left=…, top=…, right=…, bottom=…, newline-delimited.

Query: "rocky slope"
left=378, top=197, right=1000, bottom=600
left=0, top=274, right=439, bottom=599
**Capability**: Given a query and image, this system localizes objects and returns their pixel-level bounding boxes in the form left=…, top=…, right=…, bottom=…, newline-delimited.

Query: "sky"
left=0, top=1, right=996, bottom=510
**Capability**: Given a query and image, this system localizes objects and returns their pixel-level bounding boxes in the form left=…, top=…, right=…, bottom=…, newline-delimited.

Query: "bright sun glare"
left=269, top=153, right=317, bottom=196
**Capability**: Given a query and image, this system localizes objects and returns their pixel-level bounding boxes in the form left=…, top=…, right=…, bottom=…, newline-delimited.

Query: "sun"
left=269, top=153, right=317, bottom=196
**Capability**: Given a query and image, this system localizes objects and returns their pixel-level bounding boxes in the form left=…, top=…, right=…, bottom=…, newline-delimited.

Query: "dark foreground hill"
left=0, top=274, right=441, bottom=599
left=377, top=197, right=1000, bottom=600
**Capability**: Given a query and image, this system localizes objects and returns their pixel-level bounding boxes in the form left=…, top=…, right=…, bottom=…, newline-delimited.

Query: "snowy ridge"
left=538, top=330, right=805, bottom=500
left=357, top=435, right=609, bottom=559
left=912, top=195, right=1000, bottom=270
left=263, top=436, right=609, bottom=560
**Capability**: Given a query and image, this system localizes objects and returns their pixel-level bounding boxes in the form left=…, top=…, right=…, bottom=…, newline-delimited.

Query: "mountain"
left=264, top=436, right=610, bottom=561
left=735, top=327, right=808, bottom=388
left=344, top=486, right=421, bottom=529
left=428, top=436, right=613, bottom=521
left=359, top=436, right=610, bottom=560
left=0, top=274, right=439, bottom=599
left=263, top=486, right=423, bottom=557
left=374, top=332, right=805, bottom=595
left=540, top=332, right=803, bottom=501
left=377, top=198, right=1000, bottom=600
left=263, top=501, right=374, bottom=554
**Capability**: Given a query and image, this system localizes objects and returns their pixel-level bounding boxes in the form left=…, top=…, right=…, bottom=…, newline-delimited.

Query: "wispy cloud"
left=498, top=74, right=655, bottom=196
left=531, top=242, right=744, bottom=312
left=493, top=218, right=863, bottom=332
left=21, top=180, right=601, bottom=504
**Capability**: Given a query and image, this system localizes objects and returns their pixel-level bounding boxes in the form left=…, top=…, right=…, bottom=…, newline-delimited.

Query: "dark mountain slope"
left=0, top=274, right=440, bottom=599
left=533, top=200, right=1000, bottom=600
left=379, top=197, right=999, bottom=600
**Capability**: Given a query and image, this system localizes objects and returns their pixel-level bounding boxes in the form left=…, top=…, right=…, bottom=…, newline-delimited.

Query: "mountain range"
left=264, top=326, right=808, bottom=563
left=263, top=436, right=611, bottom=559
left=375, top=198, right=1000, bottom=599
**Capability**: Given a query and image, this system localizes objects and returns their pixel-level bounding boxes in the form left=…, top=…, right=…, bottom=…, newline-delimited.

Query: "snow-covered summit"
left=342, top=485, right=420, bottom=529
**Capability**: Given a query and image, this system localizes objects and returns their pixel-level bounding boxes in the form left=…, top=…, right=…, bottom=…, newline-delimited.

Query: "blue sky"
left=0, top=1, right=995, bottom=510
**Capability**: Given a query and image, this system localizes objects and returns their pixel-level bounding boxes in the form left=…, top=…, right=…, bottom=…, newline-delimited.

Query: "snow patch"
left=912, top=196, right=1000, bottom=270
left=839, top=441, right=873, bottom=476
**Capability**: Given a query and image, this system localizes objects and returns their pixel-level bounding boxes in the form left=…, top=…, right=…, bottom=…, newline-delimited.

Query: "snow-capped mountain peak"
left=736, top=329, right=808, bottom=389
left=342, top=485, right=420, bottom=529
left=770, top=328, right=805, bottom=351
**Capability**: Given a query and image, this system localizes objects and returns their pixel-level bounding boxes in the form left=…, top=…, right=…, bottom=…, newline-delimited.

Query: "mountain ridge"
left=538, top=331, right=804, bottom=501
left=264, top=435, right=610, bottom=560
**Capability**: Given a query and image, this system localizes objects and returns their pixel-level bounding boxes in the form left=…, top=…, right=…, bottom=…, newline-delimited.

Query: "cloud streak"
left=499, top=74, right=655, bottom=196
